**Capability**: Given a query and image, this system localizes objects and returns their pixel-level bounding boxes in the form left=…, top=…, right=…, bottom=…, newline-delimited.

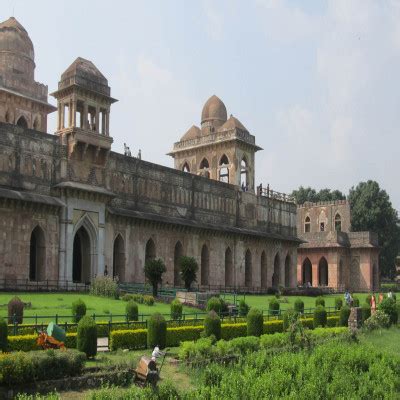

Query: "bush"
left=247, top=308, right=263, bottom=337
left=315, top=296, right=325, bottom=307
left=204, top=311, right=221, bottom=340
left=207, top=297, right=222, bottom=314
left=77, top=316, right=97, bottom=358
left=339, top=305, right=351, bottom=327
left=334, top=298, right=343, bottom=310
left=228, top=336, right=260, bottom=355
left=361, top=304, right=371, bottom=322
left=72, top=299, right=87, bottom=323
left=166, top=326, right=203, bottom=347
left=260, top=332, right=288, bottom=349
left=8, top=296, right=24, bottom=324
left=110, top=329, right=147, bottom=351
left=352, top=296, right=360, bottom=307
left=132, top=294, right=144, bottom=304
left=378, top=297, right=398, bottom=325
left=170, top=299, right=183, bottom=320
left=294, top=298, right=304, bottom=314
left=0, top=317, right=7, bottom=351
left=143, top=295, right=155, bottom=306
left=313, top=306, right=327, bottom=328
left=90, top=276, right=119, bottom=299
left=283, top=309, right=298, bottom=331
left=126, top=301, right=138, bottom=321
left=363, top=310, right=390, bottom=331
left=268, top=299, right=280, bottom=316
left=122, top=293, right=134, bottom=302
left=179, top=337, right=214, bottom=361
left=221, top=323, right=247, bottom=340
left=365, top=294, right=372, bottom=305
left=147, top=313, right=167, bottom=349
left=327, top=316, right=339, bottom=327
left=263, top=320, right=284, bottom=334
left=238, top=299, right=250, bottom=317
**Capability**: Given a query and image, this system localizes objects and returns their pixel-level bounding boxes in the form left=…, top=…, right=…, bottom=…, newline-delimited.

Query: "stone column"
left=95, top=107, right=100, bottom=133
left=83, top=103, right=88, bottom=130
left=101, top=111, right=106, bottom=135
left=105, top=110, right=110, bottom=136
left=57, top=103, right=62, bottom=130
left=312, top=262, right=318, bottom=287
left=72, top=99, right=76, bottom=127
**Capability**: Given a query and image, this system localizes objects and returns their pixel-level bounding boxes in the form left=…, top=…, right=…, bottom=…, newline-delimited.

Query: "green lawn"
left=359, top=326, right=400, bottom=356
left=0, top=293, right=198, bottom=324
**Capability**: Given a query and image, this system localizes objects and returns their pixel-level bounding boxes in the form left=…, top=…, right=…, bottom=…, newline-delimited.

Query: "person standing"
left=370, top=294, right=376, bottom=314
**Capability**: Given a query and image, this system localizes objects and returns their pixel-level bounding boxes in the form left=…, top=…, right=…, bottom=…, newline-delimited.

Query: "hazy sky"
left=3, top=0, right=400, bottom=210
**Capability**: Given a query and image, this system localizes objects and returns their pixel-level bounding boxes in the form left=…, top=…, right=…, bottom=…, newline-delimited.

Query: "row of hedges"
left=7, top=332, right=77, bottom=352
left=109, top=316, right=340, bottom=351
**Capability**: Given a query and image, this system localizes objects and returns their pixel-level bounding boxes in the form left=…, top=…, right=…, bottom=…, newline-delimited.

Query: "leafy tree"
left=291, top=186, right=345, bottom=205
left=144, top=258, right=166, bottom=297
left=179, top=256, right=198, bottom=291
left=348, top=180, right=400, bottom=278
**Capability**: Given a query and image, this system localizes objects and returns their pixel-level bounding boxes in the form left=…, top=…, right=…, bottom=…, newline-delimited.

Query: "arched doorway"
left=302, top=258, right=312, bottom=286
left=245, top=249, right=252, bottom=287
left=284, top=255, right=290, bottom=287
left=29, top=226, right=45, bottom=281
left=318, top=257, right=328, bottom=286
left=225, top=247, right=233, bottom=287
left=174, top=241, right=183, bottom=286
left=145, top=238, right=156, bottom=263
left=261, top=251, right=267, bottom=288
left=113, top=235, right=125, bottom=281
left=17, top=116, right=28, bottom=128
left=73, top=226, right=91, bottom=283
left=272, top=253, right=280, bottom=287
left=201, top=244, right=209, bottom=285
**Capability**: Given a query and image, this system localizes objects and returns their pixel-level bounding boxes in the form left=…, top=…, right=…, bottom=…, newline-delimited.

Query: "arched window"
left=73, top=226, right=91, bottom=283
left=284, top=255, right=290, bottom=287
left=182, top=162, right=190, bottom=173
left=272, top=253, right=280, bottom=287
left=318, top=257, right=328, bottom=286
left=17, top=116, right=28, bottom=128
left=225, top=247, right=233, bottom=287
left=174, top=241, right=183, bottom=286
left=145, top=238, right=156, bottom=263
left=29, top=226, right=45, bottom=281
left=261, top=251, right=267, bottom=288
left=219, top=154, right=229, bottom=183
left=113, top=234, right=125, bottom=282
left=199, top=158, right=209, bottom=169
left=240, top=158, right=248, bottom=189
left=302, top=258, right=312, bottom=286
left=334, top=213, right=342, bottom=232
left=304, top=216, right=311, bottom=233
left=33, top=116, right=40, bottom=131
left=245, top=249, right=252, bottom=287
left=201, top=244, right=209, bottom=285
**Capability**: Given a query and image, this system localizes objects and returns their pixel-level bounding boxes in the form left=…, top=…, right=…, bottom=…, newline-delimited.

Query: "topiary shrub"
left=334, top=298, right=343, bottom=310
left=283, top=309, right=298, bottom=331
left=77, top=316, right=97, bottom=358
left=247, top=308, right=263, bottom=337
left=8, top=296, right=24, bottom=324
left=313, top=305, right=327, bottom=328
left=147, top=313, right=167, bottom=349
left=206, top=297, right=222, bottom=314
left=126, top=301, right=138, bottom=321
left=268, top=299, right=280, bottom=316
left=339, top=305, right=351, bottom=326
left=361, top=304, right=371, bottom=323
left=378, top=297, right=398, bottom=325
left=315, top=296, right=325, bottom=307
left=203, top=311, right=221, bottom=340
left=294, top=298, right=304, bottom=314
left=170, top=299, right=183, bottom=320
left=238, top=299, right=250, bottom=317
left=352, top=296, right=360, bottom=307
left=0, top=318, right=7, bottom=351
left=72, top=299, right=87, bottom=323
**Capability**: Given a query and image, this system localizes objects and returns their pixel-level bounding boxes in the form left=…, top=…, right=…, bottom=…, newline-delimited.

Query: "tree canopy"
left=144, top=258, right=166, bottom=297
left=290, top=186, right=346, bottom=205
left=179, top=256, right=198, bottom=291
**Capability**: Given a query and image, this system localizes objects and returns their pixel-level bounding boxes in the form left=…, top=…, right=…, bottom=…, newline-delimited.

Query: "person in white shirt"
left=151, top=345, right=164, bottom=361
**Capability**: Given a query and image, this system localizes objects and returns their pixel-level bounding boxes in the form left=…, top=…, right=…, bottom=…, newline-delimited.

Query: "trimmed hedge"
left=334, top=298, right=343, bottom=310
left=110, top=329, right=147, bottom=351
left=268, top=299, right=280, bottom=315
left=247, top=308, right=263, bottom=337
left=315, top=296, right=325, bottom=307
left=0, top=318, right=7, bottom=351
left=313, top=306, right=327, bottom=328
left=126, top=301, right=139, bottom=321
left=170, top=299, right=183, bottom=320
left=221, top=323, right=247, bottom=340
left=238, top=300, right=250, bottom=317
left=147, top=313, right=167, bottom=349
left=166, top=326, right=203, bottom=347
left=8, top=333, right=77, bottom=352
left=339, top=305, right=351, bottom=327
left=294, top=299, right=304, bottom=314
left=204, top=311, right=221, bottom=340
left=72, top=299, right=87, bottom=323
left=263, top=320, right=284, bottom=334
left=206, top=297, right=222, bottom=314
left=8, top=296, right=24, bottom=324
left=77, top=316, right=97, bottom=358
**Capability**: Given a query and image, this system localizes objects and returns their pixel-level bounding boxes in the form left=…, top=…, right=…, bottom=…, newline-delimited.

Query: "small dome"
left=181, top=125, right=201, bottom=141
left=220, top=115, right=248, bottom=132
left=0, top=17, right=34, bottom=61
left=201, top=95, right=227, bottom=124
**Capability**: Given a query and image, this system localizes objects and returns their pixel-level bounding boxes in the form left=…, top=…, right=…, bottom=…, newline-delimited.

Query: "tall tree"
left=144, top=258, right=166, bottom=297
left=291, top=186, right=346, bottom=205
left=179, top=256, right=198, bottom=291
left=348, top=180, right=400, bottom=279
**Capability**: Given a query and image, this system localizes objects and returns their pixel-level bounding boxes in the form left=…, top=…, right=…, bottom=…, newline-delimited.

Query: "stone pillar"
left=72, top=99, right=76, bottom=127
left=106, top=110, right=110, bottom=136
left=348, top=307, right=362, bottom=332
left=61, top=103, right=65, bottom=129
left=83, top=103, right=88, bottom=130
left=95, top=107, right=100, bottom=133
left=101, top=111, right=106, bottom=135
left=312, top=262, right=318, bottom=287
left=57, top=103, right=62, bottom=130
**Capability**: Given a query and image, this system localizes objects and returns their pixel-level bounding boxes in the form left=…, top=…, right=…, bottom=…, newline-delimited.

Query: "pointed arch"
left=113, top=234, right=125, bottom=282
left=302, top=258, right=312, bottom=286
left=261, top=250, right=267, bottom=288
left=219, top=154, right=229, bottom=183
left=199, top=158, right=209, bottom=169
left=174, top=241, right=183, bottom=286
left=17, top=116, right=28, bottom=128
left=225, top=247, right=233, bottom=287
left=272, top=252, right=280, bottom=287
left=245, top=249, right=252, bottom=287
left=201, top=244, right=209, bottom=285
left=145, top=238, right=156, bottom=263
left=240, top=157, right=248, bottom=188
left=284, top=254, right=291, bottom=287
left=318, top=257, right=328, bottom=286
left=334, top=213, right=342, bottom=232
left=29, top=226, right=45, bottom=281
left=182, top=162, right=190, bottom=173
left=304, top=216, right=311, bottom=233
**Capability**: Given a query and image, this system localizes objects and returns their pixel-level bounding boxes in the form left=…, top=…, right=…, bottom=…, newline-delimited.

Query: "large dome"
left=0, top=17, right=34, bottom=62
left=201, top=95, right=227, bottom=124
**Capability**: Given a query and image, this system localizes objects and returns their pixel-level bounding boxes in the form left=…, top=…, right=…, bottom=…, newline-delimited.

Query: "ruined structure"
left=297, top=201, right=379, bottom=291
left=0, top=17, right=300, bottom=291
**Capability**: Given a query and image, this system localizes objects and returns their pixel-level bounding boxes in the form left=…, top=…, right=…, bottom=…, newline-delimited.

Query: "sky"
left=2, top=0, right=400, bottom=210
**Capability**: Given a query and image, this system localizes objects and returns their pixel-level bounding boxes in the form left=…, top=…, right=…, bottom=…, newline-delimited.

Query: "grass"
left=359, top=326, right=400, bottom=356
left=0, top=293, right=197, bottom=324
